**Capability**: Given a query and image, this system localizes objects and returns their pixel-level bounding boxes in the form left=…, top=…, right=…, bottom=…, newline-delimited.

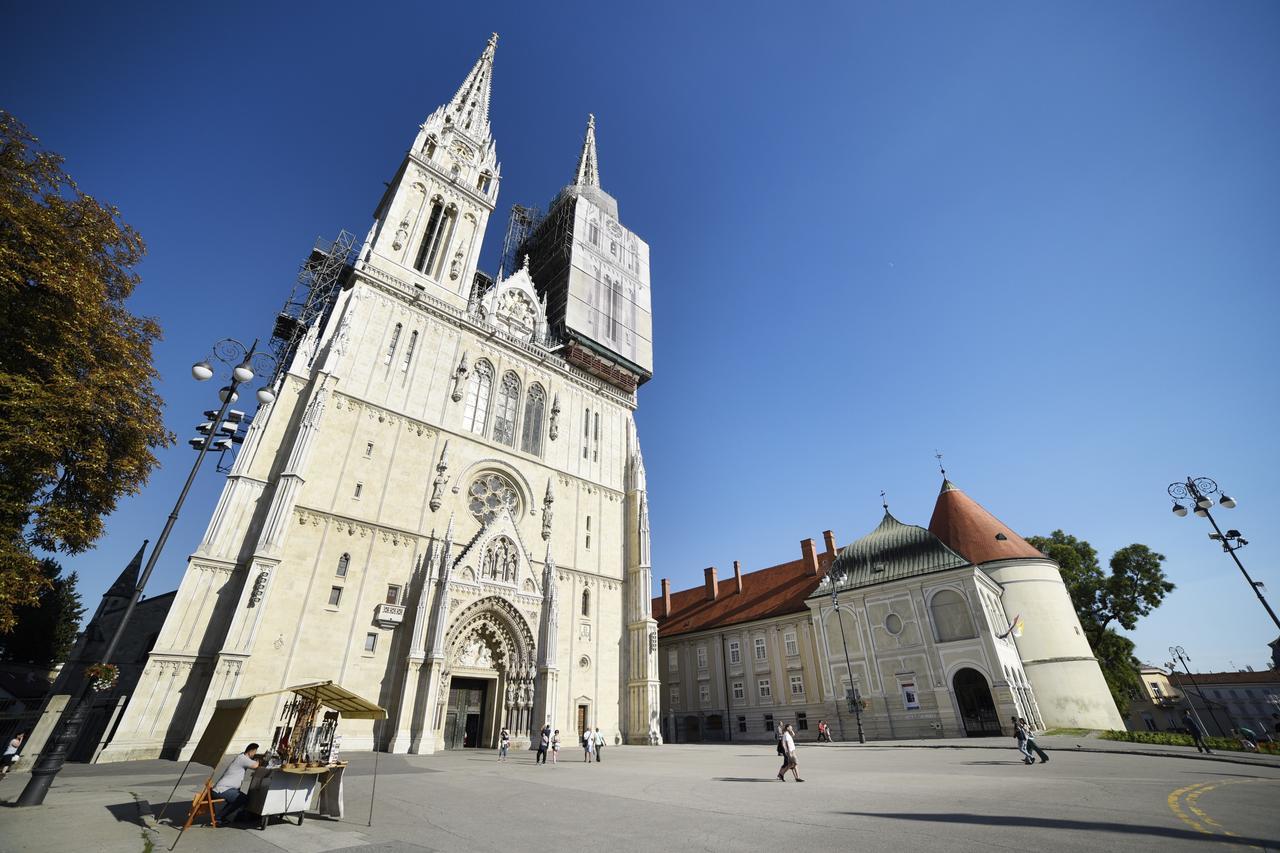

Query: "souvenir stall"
left=162, top=680, right=385, bottom=844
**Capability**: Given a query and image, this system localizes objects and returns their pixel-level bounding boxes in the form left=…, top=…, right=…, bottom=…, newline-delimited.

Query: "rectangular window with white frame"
left=790, top=675, right=804, bottom=696
left=728, top=640, right=741, bottom=665
left=699, top=684, right=710, bottom=705
left=668, top=649, right=678, bottom=672
left=669, top=686, right=679, bottom=709
left=696, top=646, right=707, bottom=670
left=754, top=637, right=767, bottom=661
left=758, top=678, right=772, bottom=700
left=328, top=586, right=342, bottom=607
left=784, top=631, right=799, bottom=657
left=732, top=681, right=744, bottom=701
left=364, top=633, right=377, bottom=653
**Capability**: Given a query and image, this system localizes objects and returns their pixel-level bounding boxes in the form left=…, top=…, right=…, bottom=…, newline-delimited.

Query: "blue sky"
left=4, top=1, right=1277, bottom=672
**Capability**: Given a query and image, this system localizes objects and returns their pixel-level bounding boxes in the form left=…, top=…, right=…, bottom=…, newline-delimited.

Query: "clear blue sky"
left=4, top=2, right=1277, bottom=672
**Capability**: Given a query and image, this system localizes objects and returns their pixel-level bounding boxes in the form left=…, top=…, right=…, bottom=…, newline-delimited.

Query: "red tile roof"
left=652, top=552, right=833, bottom=639
left=928, top=479, right=1043, bottom=564
left=1184, top=670, right=1280, bottom=685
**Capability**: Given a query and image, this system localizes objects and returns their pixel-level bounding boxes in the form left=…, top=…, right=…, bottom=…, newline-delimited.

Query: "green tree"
left=0, top=111, right=172, bottom=632
left=0, top=559, right=84, bottom=664
left=1026, top=531, right=1174, bottom=714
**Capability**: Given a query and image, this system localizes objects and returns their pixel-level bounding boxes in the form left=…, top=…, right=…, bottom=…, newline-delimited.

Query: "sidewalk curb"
left=814, top=741, right=1280, bottom=770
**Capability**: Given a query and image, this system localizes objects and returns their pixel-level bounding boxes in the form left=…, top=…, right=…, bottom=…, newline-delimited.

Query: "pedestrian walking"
left=536, top=725, right=550, bottom=764
left=775, top=721, right=785, bottom=759
left=583, top=728, right=595, bottom=762
left=1182, top=710, right=1212, bottom=754
left=776, top=723, right=803, bottom=781
left=594, top=727, right=605, bottom=762
left=498, top=727, right=511, bottom=761
left=551, top=730, right=561, bottom=764
left=2, top=732, right=24, bottom=775
left=1019, top=718, right=1049, bottom=764
left=1011, top=716, right=1034, bottom=764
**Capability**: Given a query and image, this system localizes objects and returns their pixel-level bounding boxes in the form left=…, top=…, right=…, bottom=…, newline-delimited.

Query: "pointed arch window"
left=336, top=553, right=350, bottom=578
left=462, top=360, right=493, bottom=435
left=477, top=170, right=493, bottom=194
left=423, top=134, right=437, bottom=159
left=401, top=330, right=418, bottom=372
left=581, top=588, right=590, bottom=617
left=384, top=323, right=402, bottom=365
left=492, top=371, right=520, bottom=446
left=521, top=384, right=546, bottom=455
left=414, top=199, right=456, bottom=278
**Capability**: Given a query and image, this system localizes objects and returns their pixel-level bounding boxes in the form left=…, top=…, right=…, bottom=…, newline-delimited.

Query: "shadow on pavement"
left=713, top=777, right=780, bottom=783
left=961, top=760, right=1032, bottom=766
left=104, top=801, right=148, bottom=828
left=839, top=811, right=1278, bottom=847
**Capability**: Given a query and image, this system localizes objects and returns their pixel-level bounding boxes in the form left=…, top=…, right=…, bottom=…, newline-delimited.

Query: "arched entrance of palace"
left=952, top=667, right=1001, bottom=737
left=440, top=596, right=537, bottom=750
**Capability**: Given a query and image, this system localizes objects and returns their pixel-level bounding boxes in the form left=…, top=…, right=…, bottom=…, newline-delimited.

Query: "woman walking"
left=551, top=729, right=561, bottom=764
left=498, top=727, right=511, bottom=762
left=1019, top=718, right=1049, bottom=764
left=777, top=723, right=803, bottom=781
left=583, top=728, right=595, bottom=763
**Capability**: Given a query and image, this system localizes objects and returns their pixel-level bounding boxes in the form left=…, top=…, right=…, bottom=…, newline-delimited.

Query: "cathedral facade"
left=99, top=34, right=662, bottom=761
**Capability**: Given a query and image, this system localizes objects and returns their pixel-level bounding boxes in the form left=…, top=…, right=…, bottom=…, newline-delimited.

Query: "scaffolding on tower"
left=501, top=204, right=540, bottom=277
left=269, top=230, right=357, bottom=382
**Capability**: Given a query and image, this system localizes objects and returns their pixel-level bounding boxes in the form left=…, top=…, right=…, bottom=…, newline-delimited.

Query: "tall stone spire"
left=573, top=114, right=600, bottom=187
left=446, top=33, right=498, bottom=138
left=105, top=540, right=148, bottom=601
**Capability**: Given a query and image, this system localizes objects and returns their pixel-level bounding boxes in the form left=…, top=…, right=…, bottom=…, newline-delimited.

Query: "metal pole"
left=16, top=344, right=254, bottom=807
left=832, top=591, right=865, bottom=743
left=1170, top=647, right=1226, bottom=736
left=1200, top=507, right=1280, bottom=632
left=719, top=634, right=732, bottom=743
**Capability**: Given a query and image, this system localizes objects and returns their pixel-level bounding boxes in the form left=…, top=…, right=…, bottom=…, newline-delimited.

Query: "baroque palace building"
left=654, top=477, right=1123, bottom=742
left=100, top=34, right=662, bottom=761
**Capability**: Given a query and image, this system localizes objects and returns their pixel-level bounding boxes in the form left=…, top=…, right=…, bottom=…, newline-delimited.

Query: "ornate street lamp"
left=17, top=338, right=276, bottom=807
left=1167, top=476, right=1279, bottom=631
left=829, top=572, right=866, bottom=744
left=1167, top=645, right=1226, bottom=736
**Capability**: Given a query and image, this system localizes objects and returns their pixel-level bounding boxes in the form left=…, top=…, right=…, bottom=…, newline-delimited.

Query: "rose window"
left=468, top=473, right=520, bottom=524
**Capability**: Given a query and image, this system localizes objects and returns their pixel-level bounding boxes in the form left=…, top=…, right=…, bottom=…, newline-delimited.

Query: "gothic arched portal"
left=439, top=597, right=538, bottom=749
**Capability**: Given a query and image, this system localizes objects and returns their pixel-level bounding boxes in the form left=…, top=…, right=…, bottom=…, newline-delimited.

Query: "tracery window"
left=401, top=330, right=418, bottom=372
left=930, top=589, right=977, bottom=642
left=462, top=360, right=493, bottom=434
left=414, top=199, right=455, bottom=278
left=492, top=372, right=520, bottom=446
left=481, top=535, right=519, bottom=583
left=581, top=588, right=590, bottom=617
left=384, top=324, right=402, bottom=365
left=467, top=472, right=519, bottom=524
left=521, top=384, right=546, bottom=455
left=336, top=553, right=349, bottom=577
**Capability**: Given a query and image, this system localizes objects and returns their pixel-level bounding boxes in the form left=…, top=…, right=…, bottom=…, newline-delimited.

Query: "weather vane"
left=880, top=490, right=889, bottom=511
left=935, top=450, right=946, bottom=478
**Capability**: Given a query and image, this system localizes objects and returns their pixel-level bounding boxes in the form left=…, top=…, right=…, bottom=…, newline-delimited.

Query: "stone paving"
left=2, top=737, right=1277, bottom=852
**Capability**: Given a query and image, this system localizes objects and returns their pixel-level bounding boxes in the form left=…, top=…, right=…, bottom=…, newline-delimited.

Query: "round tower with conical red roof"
left=929, top=479, right=1124, bottom=731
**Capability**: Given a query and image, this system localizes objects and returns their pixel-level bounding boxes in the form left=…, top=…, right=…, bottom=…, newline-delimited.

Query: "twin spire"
left=434, top=34, right=601, bottom=187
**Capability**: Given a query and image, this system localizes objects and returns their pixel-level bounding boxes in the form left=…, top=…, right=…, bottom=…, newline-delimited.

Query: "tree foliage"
left=0, top=559, right=84, bottom=664
left=1026, top=531, right=1174, bottom=715
left=0, top=111, right=172, bottom=632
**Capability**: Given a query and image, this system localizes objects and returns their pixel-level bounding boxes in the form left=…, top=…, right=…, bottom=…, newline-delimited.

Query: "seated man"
left=212, top=743, right=260, bottom=822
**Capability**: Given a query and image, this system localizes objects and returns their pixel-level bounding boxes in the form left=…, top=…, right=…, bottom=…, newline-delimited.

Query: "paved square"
left=3, top=741, right=1278, bottom=852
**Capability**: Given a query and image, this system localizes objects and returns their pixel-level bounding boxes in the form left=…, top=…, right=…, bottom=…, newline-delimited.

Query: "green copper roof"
left=821, top=511, right=969, bottom=593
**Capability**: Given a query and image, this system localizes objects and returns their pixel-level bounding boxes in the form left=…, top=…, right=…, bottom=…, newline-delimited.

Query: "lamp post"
left=1167, top=476, right=1279, bottom=631
left=17, top=338, right=276, bottom=807
left=830, top=585, right=866, bottom=744
left=1168, top=645, right=1226, bottom=737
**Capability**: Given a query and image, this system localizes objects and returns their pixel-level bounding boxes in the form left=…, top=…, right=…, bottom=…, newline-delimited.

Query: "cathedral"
left=99, top=34, right=662, bottom=760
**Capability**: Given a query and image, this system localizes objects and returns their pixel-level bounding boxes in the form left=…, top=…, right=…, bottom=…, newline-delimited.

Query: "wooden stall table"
left=245, top=764, right=328, bottom=830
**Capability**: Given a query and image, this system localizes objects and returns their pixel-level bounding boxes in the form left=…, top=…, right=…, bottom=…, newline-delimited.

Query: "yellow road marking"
left=1167, top=778, right=1277, bottom=851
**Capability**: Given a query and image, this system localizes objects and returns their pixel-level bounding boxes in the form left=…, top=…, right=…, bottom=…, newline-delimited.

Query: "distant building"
left=1179, top=670, right=1280, bottom=738
left=1125, top=665, right=1191, bottom=733
left=654, top=477, right=1123, bottom=741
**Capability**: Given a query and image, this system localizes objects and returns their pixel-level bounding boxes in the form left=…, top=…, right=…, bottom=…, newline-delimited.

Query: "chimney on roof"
left=733, top=560, right=743, bottom=594
left=801, top=538, right=819, bottom=576
left=661, top=578, right=671, bottom=618
left=704, top=567, right=719, bottom=601
left=823, top=530, right=837, bottom=558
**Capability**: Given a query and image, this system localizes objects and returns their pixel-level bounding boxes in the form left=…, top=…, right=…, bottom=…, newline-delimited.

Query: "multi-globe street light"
left=1167, top=645, right=1225, bottom=737
left=17, top=338, right=276, bottom=807
left=1167, top=476, right=1279, bottom=632
left=830, top=580, right=866, bottom=744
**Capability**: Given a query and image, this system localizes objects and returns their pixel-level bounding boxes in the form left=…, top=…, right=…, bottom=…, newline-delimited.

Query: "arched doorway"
left=440, top=597, right=537, bottom=750
left=952, top=667, right=1001, bottom=737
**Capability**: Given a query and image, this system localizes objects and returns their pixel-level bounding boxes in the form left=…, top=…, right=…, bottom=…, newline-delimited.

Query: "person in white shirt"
left=212, top=743, right=260, bottom=821
left=582, top=729, right=595, bottom=763
left=2, top=732, right=24, bottom=774
left=776, top=724, right=803, bottom=782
